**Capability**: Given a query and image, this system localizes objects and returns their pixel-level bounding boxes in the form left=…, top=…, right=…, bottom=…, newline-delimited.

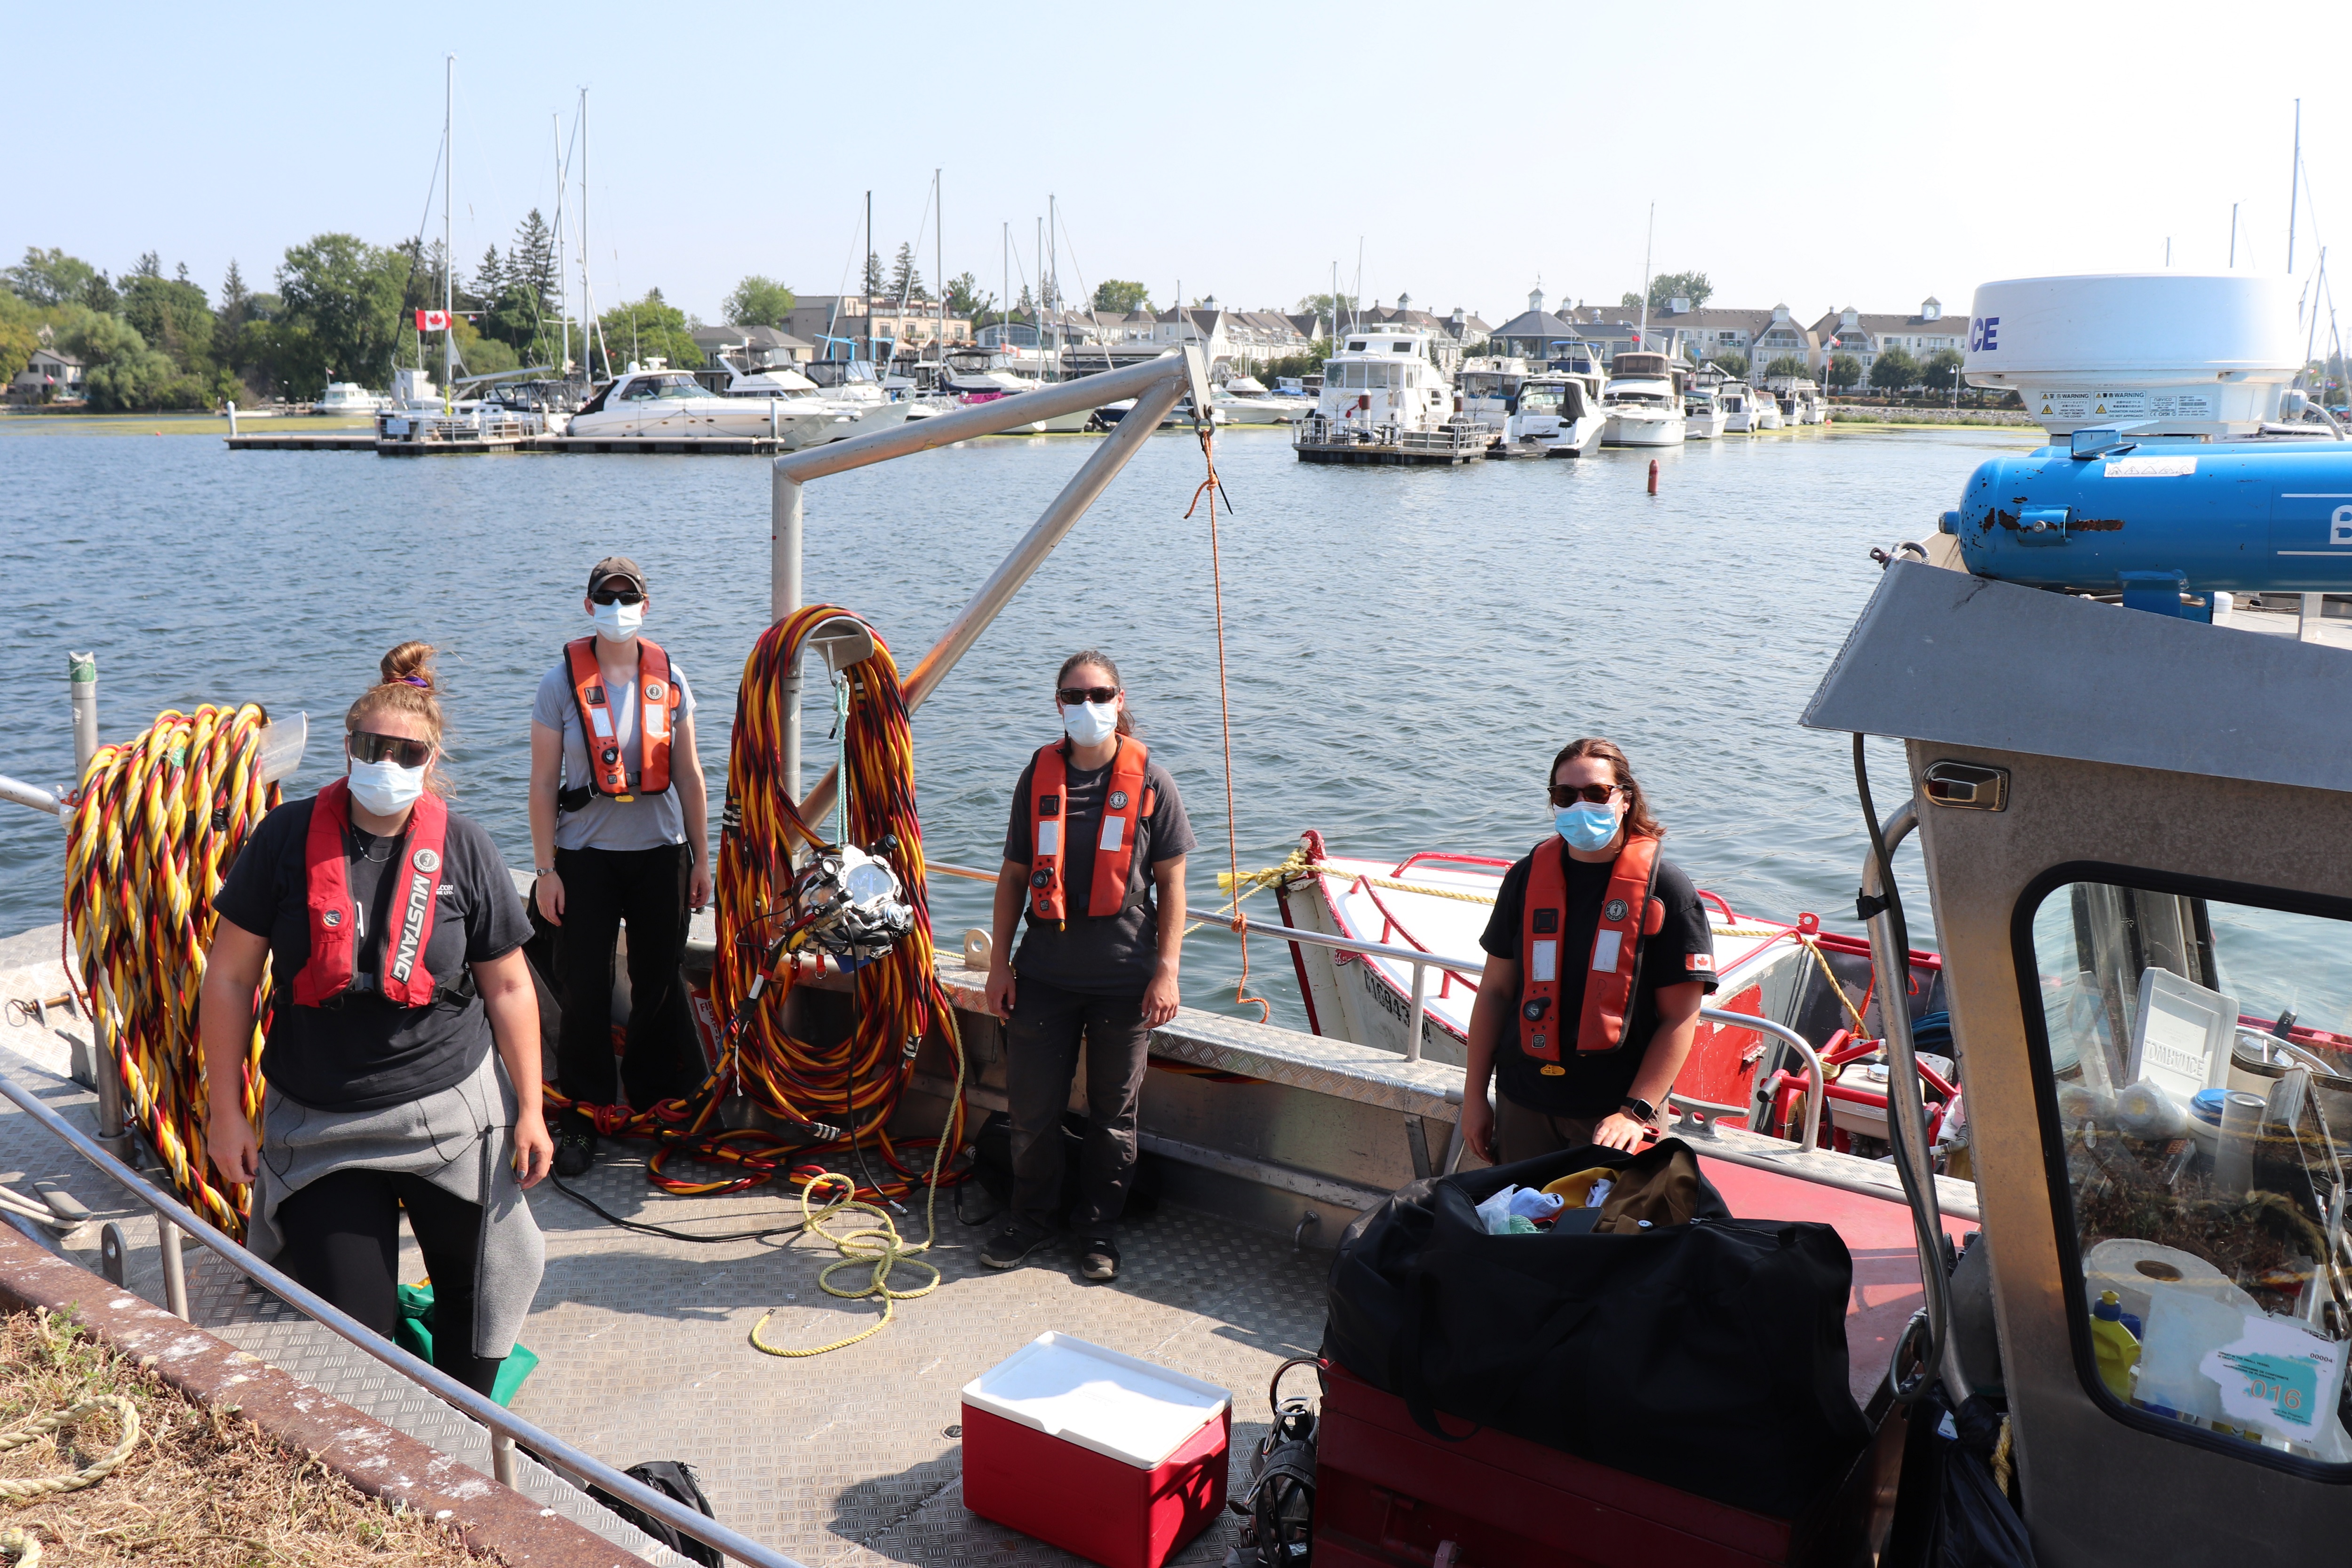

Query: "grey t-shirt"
left=532, top=651, right=698, bottom=852
left=1002, top=744, right=1197, bottom=997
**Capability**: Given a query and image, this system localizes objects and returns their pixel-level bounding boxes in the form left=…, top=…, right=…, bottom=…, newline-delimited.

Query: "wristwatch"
left=1620, top=1096, right=1658, bottom=1123
left=534, top=867, right=555, bottom=879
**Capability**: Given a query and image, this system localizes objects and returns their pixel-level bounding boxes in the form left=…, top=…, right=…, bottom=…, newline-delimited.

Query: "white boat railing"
left=0, top=1073, right=805, bottom=1568
left=923, top=858, right=1824, bottom=1153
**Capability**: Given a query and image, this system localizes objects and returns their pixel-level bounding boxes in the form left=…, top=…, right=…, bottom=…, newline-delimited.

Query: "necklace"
left=350, top=829, right=396, bottom=865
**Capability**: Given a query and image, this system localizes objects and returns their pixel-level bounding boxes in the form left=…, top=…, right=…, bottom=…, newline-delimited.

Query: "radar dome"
left=1963, top=273, right=2301, bottom=436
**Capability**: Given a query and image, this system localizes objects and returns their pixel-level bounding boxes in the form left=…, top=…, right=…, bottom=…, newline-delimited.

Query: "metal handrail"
left=928, top=860, right=1824, bottom=1137
left=0, top=1073, right=805, bottom=1568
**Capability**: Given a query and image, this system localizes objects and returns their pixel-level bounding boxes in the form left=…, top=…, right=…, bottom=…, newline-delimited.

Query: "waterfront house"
left=1805, top=299, right=1965, bottom=381
left=691, top=325, right=814, bottom=373
left=1487, top=287, right=1591, bottom=362
left=785, top=294, right=973, bottom=360
left=7, top=347, right=84, bottom=405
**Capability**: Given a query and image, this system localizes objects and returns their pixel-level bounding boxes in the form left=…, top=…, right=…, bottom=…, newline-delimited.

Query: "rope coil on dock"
left=63, top=705, right=277, bottom=1235
left=545, top=606, right=966, bottom=1208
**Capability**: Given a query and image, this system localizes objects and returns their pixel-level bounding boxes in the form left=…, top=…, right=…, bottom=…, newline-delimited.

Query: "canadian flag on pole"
left=415, top=309, right=451, bottom=331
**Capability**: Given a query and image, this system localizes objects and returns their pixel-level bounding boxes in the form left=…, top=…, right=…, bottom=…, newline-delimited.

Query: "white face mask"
left=1061, top=700, right=1119, bottom=748
left=593, top=599, right=644, bottom=642
left=348, top=758, right=428, bottom=817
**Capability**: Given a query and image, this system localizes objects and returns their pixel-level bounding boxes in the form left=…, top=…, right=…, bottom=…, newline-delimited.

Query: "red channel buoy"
left=1647, top=459, right=1659, bottom=494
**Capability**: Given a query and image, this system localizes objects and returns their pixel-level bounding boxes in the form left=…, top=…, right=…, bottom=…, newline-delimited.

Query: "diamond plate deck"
left=0, top=1037, right=1328, bottom=1566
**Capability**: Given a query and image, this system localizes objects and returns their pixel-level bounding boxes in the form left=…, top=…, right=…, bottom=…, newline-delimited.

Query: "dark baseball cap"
left=586, top=556, right=646, bottom=594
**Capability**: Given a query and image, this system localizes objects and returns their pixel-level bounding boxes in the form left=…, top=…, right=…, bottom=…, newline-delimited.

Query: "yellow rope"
left=0, top=1394, right=140, bottom=1503
left=748, top=1009, right=964, bottom=1359
left=0, top=1527, right=37, bottom=1566
left=1991, top=1414, right=2015, bottom=1500
left=65, top=705, right=277, bottom=1236
left=1800, top=935, right=1872, bottom=1035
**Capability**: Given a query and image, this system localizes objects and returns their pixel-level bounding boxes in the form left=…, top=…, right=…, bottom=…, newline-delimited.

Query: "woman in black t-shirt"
left=1459, top=737, right=1716, bottom=1165
left=978, top=650, right=1197, bottom=1283
left=199, top=644, right=551, bottom=1397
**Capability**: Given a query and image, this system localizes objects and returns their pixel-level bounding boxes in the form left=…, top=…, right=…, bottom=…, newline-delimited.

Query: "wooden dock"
left=224, top=433, right=791, bottom=456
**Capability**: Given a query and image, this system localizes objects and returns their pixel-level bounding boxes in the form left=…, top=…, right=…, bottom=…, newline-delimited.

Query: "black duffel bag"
left=1325, top=1138, right=1869, bottom=1518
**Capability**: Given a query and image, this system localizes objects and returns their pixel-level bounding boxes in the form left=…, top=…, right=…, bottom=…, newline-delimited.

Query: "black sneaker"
left=552, top=1112, right=597, bottom=1179
left=1079, top=1236, right=1120, bottom=1282
left=979, top=1225, right=1052, bottom=1270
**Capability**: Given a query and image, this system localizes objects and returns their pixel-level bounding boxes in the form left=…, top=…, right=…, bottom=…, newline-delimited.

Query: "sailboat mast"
left=1637, top=202, right=1653, bottom=353
left=553, top=113, right=569, bottom=380
left=936, top=168, right=943, bottom=368
left=442, top=55, right=455, bottom=412
left=865, top=190, right=874, bottom=364
left=581, top=88, right=604, bottom=379
left=1049, top=194, right=1059, bottom=374
left=2289, top=98, right=2302, bottom=276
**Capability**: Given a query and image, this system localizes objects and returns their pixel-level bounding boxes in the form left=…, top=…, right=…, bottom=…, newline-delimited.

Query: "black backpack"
left=1224, top=1358, right=1319, bottom=1568
left=589, top=1460, right=722, bottom=1567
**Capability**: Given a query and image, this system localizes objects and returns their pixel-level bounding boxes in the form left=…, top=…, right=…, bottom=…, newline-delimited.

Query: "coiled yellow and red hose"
left=63, top=705, right=277, bottom=1237
left=545, top=605, right=965, bottom=1203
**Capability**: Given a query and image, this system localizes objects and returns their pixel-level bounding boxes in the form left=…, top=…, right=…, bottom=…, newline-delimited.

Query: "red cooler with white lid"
left=961, top=1331, right=1231, bottom=1568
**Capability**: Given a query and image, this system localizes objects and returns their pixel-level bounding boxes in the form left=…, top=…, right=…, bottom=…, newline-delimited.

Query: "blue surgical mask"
left=1062, top=700, right=1119, bottom=748
left=1555, top=802, right=1620, bottom=852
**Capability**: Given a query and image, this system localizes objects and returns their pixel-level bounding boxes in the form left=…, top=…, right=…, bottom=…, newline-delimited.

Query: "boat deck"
left=0, top=920, right=1964, bottom=1566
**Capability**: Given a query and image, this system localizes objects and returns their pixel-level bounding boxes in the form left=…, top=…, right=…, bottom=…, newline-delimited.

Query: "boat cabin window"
left=1520, top=384, right=1565, bottom=414
left=2024, top=876, right=2352, bottom=1475
left=620, top=374, right=714, bottom=400
left=1348, top=341, right=1367, bottom=352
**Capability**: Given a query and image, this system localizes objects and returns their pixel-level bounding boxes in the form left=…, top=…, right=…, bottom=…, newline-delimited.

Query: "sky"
left=8, top=2, right=2351, bottom=330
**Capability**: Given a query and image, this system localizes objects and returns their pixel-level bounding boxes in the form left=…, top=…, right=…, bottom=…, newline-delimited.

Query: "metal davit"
left=767, top=348, right=1214, bottom=819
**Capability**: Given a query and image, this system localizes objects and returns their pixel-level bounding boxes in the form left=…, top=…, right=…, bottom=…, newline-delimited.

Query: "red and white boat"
left=1271, top=830, right=1956, bottom=1160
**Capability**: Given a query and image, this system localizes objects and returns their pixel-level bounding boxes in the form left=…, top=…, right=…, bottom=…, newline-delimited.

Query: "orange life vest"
left=1518, top=833, right=1664, bottom=1064
left=289, top=778, right=452, bottom=1009
left=564, top=636, right=680, bottom=804
left=1027, top=739, right=1153, bottom=923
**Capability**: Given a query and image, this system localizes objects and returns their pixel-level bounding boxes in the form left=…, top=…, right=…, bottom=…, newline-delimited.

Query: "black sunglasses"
left=350, top=731, right=434, bottom=769
left=1057, top=685, right=1120, bottom=706
left=1548, top=782, right=1620, bottom=807
left=590, top=588, right=645, bottom=606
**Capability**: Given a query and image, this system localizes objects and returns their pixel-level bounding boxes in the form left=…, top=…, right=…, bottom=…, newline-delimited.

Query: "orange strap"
left=1518, top=834, right=1664, bottom=1060
left=1027, top=739, right=1151, bottom=923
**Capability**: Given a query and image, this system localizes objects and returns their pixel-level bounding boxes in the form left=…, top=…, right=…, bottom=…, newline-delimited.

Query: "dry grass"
left=0, top=1308, right=490, bottom=1565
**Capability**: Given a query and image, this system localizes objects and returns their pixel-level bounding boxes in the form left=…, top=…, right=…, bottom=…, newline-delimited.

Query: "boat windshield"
left=1328, top=364, right=1413, bottom=390
left=619, top=374, right=716, bottom=401
left=1519, top=384, right=1566, bottom=414
left=2026, top=877, right=2352, bottom=1473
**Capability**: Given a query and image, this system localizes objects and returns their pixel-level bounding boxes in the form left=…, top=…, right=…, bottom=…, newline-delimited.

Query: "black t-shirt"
left=1479, top=840, right=1717, bottom=1117
left=1001, top=743, right=1198, bottom=997
left=215, top=794, right=533, bottom=1112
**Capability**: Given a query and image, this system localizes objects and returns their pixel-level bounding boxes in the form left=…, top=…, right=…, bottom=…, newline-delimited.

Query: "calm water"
left=0, top=420, right=2038, bottom=1027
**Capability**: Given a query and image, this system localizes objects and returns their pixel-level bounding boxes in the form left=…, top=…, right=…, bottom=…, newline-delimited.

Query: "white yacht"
left=1456, top=358, right=1532, bottom=436
left=566, top=368, right=900, bottom=448
left=1311, top=327, right=1453, bottom=432
left=1599, top=350, right=1688, bottom=446
left=1209, top=374, right=1305, bottom=425
left=1500, top=374, right=1604, bottom=455
left=1682, top=387, right=1729, bottom=439
left=314, top=382, right=389, bottom=417
left=938, top=347, right=1097, bottom=433
left=1718, top=382, right=1765, bottom=433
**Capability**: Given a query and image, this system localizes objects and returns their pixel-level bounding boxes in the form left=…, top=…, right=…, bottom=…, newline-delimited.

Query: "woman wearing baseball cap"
left=527, top=557, right=713, bottom=1176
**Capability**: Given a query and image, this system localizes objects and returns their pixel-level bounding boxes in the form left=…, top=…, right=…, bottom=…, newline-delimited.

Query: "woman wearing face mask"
left=1458, top=738, right=1716, bottom=1164
left=980, top=651, right=1197, bottom=1282
left=199, top=643, right=551, bottom=1397
left=528, top=555, right=712, bottom=1178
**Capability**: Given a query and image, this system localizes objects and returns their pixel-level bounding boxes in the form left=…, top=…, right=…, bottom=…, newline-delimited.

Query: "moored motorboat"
left=1499, top=373, right=1604, bottom=456
left=1599, top=350, right=1687, bottom=446
left=1683, top=386, right=1729, bottom=439
left=313, top=382, right=390, bottom=417
left=1209, top=374, right=1305, bottom=425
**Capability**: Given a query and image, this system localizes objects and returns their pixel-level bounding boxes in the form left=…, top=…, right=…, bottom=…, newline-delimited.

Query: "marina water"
left=0, top=423, right=2028, bottom=1028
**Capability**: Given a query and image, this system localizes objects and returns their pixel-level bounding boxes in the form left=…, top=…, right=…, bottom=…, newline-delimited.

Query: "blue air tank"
left=1951, top=444, right=2352, bottom=593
